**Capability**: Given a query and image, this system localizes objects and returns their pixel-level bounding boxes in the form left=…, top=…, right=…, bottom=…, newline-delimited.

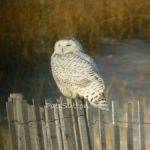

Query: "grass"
left=0, top=0, right=150, bottom=55
left=0, top=0, right=149, bottom=96
left=0, top=127, right=10, bottom=150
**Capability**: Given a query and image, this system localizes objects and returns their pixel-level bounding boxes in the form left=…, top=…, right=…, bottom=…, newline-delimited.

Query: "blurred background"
left=0, top=0, right=150, bottom=149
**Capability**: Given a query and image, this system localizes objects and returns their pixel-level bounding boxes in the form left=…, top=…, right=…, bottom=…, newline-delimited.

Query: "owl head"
left=54, top=37, right=83, bottom=54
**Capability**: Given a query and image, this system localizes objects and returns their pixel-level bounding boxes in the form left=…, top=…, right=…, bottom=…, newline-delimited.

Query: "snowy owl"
left=51, top=37, right=109, bottom=110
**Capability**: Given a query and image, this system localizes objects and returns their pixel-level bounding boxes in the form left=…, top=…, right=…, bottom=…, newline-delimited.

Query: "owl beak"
left=62, top=48, right=64, bottom=53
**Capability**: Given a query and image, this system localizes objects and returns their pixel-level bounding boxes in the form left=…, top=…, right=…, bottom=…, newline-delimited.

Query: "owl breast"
left=51, top=53, right=77, bottom=98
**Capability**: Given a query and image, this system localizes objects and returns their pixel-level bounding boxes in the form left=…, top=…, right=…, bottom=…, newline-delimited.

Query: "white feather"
left=51, top=37, right=109, bottom=110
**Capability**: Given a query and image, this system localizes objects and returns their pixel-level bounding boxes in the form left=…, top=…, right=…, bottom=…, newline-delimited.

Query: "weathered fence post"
left=75, top=99, right=91, bottom=150
left=19, top=99, right=32, bottom=150
left=70, top=99, right=82, bottom=150
left=137, top=100, right=145, bottom=150
left=33, top=100, right=46, bottom=150
left=85, top=100, right=94, bottom=149
left=126, top=102, right=133, bottom=150
left=54, top=101, right=63, bottom=150
left=45, top=99, right=53, bottom=150
left=6, top=96, right=18, bottom=150
left=99, top=109, right=106, bottom=150
left=27, top=100, right=40, bottom=150
left=112, top=100, right=120, bottom=150
left=6, top=93, right=32, bottom=150
left=58, top=97, right=76, bottom=150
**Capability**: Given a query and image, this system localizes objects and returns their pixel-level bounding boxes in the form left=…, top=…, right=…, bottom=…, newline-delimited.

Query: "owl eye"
left=66, top=44, right=72, bottom=47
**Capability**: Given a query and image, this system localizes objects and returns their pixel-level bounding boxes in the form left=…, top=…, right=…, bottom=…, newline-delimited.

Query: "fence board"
left=10, top=94, right=25, bottom=150
left=54, top=102, right=63, bottom=150
left=27, top=103, right=40, bottom=150
left=70, top=100, right=82, bottom=150
left=45, top=101, right=53, bottom=150
left=6, top=100, right=18, bottom=150
left=33, top=101, right=46, bottom=150
left=137, top=100, right=145, bottom=150
left=99, top=109, right=106, bottom=150
left=19, top=99, right=32, bottom=150
left=75, top=99, right=91, bottom=150
left=85, top=101, right=94, bottom=149
left=112, top=100, right=120, bottom=150
left=126, top=102, right=133, bottom=150
left=58, top=97, right=76, bottom=150
left=46, top=101, right=59, bottom=150
left=39, top=106, right=48, bottom=150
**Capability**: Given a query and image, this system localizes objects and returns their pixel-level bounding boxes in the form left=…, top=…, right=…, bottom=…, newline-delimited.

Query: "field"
left=0, top=0, right=150, bottom=96
left=0, top=0, right=150, bottom=55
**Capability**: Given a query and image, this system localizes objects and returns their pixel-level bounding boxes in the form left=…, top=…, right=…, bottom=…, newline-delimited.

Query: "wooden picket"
left=6, top=93, right=148, bottom=150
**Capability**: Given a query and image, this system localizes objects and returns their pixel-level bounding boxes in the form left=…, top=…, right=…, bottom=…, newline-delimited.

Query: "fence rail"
left=6, top=93, right=149, bottom=150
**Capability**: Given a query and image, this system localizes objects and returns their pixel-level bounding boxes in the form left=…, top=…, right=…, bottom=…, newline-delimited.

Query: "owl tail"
left=89, top=94, right=109, bottom=111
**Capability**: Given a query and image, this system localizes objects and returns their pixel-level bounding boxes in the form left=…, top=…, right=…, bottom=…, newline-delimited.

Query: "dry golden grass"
left=0, top=127, right=10, bottom=150
left=0, top=0, right=150, bottom=56
left=0, top=0, right=150, bottom=97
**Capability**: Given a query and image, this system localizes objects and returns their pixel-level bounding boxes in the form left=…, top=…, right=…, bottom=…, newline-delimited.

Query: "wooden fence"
left=6, top=93, right=149, bottom=150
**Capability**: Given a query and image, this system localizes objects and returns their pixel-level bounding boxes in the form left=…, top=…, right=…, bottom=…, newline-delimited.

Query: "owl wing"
left=58, top=52, right=105, bottom=90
